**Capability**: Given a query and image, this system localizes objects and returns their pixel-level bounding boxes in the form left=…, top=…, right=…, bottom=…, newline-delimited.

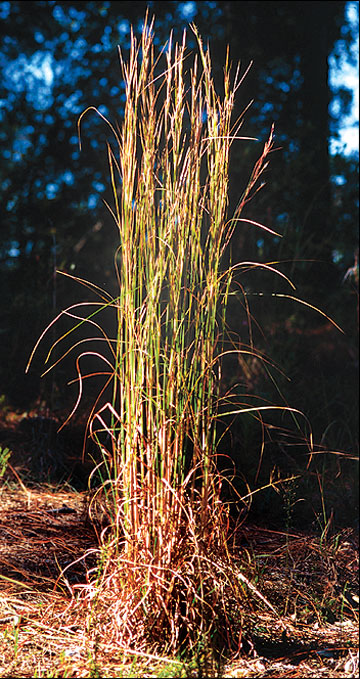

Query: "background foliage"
left=0, top=1, right=358, bottom=525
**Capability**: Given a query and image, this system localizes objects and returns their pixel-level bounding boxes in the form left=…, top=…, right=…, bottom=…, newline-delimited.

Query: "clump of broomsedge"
left=26, top=20, right=308, bottom=656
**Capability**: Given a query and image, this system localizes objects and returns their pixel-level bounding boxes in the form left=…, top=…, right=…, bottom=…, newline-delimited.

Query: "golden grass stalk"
left=26, top=18, right=296, bottom=654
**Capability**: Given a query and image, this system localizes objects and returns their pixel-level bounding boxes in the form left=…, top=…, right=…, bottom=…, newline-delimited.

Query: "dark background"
left=0, top=1, right=358, bottom=527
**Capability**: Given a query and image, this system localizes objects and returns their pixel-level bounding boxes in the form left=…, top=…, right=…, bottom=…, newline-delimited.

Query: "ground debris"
left=0, top=487, right=358, bottom=678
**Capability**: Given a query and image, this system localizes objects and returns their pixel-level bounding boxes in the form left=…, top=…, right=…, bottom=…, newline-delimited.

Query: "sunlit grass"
left=25, top=17, right=319, bottom=657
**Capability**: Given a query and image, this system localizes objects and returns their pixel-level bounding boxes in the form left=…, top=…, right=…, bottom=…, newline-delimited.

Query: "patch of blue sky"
left=329, top=1, right=359, bottom=156
left=52, top=4, right=86, bottom=28
left=66, top=36, right=87, bottom=59
left=92, top=180, right=106, bottom=192
left=59, top=90, right=83, bottom=116
left=45, top=183, right=58, bottom=200
left=98, top=2, right=111, bottom=18
left=179, top=2, right=197, bottom=20
left=92, top=26, right=113, bottom=53
left=97, top=104, right=109, bottom=117
left=261, top=102, right=274, bottom=115
left=52, top=4, right=67, bottom=24
left=13, top=134, right=32, bottom=157
left=277, top=81, right=290, bottom=93
left=63, top=170, right=75, bottom=185
left=8, top=243, right=20, bottom=258
left=0, top=1, right=10, bottom=20
left=44, top=113, right=54, bottom=125
left=68, top=5, right=86, bottom=27
left=3, top=50, right=54, bottom=110
left=88, top=195, right=98, bottom=209
left=34, top=31, right=45, bottom=44
left=118, top=19, right=129, bottom=35
left=6, top=195, right=17, bottom=211
left=32, top=52, right=54, bottom=86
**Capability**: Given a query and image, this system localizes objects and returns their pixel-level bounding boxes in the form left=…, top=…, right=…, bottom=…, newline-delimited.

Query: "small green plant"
left=87, top=650, right=101, bottom=678
left=6, top=617, right=20, bottom=661
left=0, top=445, right=11, bottom=477
left=315, top=469, right=335, bottom=546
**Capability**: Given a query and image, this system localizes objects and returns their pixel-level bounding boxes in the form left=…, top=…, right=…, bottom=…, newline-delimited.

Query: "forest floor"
left=0, top=413, right=358, bottom=678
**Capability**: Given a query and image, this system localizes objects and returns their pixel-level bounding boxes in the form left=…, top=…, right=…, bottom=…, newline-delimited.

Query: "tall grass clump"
left=27, top=19, right=289, bottom=655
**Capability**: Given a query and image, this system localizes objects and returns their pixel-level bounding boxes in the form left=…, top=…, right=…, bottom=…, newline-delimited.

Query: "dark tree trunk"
left=297, top=1, right=333, bottom=287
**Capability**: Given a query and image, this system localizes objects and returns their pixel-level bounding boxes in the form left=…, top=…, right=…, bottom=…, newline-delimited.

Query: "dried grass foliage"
left=23, top=17, right=285, bottom=656
left=0, top=487, right=358, bottom=677
left=19, top=14, right=356, bottom=670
